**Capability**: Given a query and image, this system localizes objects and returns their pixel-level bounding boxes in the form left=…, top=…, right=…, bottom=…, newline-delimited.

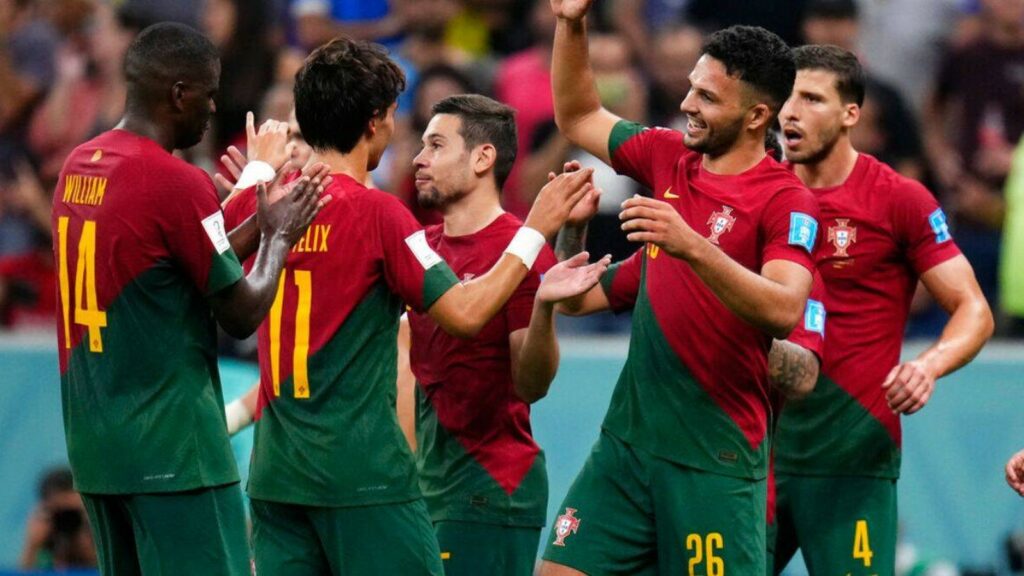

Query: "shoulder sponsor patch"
left=201, top=211, right=231, bottom=255
left=804, top=299, right=826, bottom=336
left=404, top=230, right=443, bottom=270
left=788, top=212, right=818, bottom=253
left=928, top=208, right=952, bottom=243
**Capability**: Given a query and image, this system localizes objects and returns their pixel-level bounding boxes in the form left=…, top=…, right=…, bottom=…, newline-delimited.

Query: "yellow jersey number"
left=57, top=217, right=107, bottom=353
left=686, top=532, right=725, bottom=576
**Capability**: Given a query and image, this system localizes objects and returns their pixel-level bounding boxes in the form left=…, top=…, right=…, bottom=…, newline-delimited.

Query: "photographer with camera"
left=19, top=467, right=97, bottom=571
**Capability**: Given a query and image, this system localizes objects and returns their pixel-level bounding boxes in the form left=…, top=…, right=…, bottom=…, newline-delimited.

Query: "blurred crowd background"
left=2, top=0, right=1024, bottom=342
left=3, top=1, right=1024, bottom=573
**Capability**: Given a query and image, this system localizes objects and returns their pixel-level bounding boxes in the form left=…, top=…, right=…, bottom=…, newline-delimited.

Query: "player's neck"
left=701, top=136, right=766, bottom=175
left=309, top=147, right=371, bottom=186
left=116, top=114, right=175, bottom=152
left=441, top=183, right=505, bottom=237
left=794, top=139, right=859, bottom=189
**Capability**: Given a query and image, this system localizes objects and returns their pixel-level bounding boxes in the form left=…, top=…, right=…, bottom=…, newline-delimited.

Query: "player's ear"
left=842, top=103, right=860, bottom=129
left=746, top=102, right=772, bottom=132
left=473, top=143, right=497, bottom=179
left=171, top=82, right=186, bottom=112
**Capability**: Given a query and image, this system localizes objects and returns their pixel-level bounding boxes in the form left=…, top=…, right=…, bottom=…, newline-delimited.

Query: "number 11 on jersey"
left=269, top=268, right=312, bottom=398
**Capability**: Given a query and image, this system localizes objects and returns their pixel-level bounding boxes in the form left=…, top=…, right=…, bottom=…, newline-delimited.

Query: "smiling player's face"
left=678, top=55, right=748, bottom=158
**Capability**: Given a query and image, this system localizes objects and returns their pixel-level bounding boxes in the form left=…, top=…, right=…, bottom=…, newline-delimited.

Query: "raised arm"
left=882, top=255, right=993, bottom=414
left=511, top=252, right=611, bottom=403
left=426, top=169, right=594, bottom=338
left=209, top=176, right=325, bottom=338
left=551, top=0, right=623, bottom=164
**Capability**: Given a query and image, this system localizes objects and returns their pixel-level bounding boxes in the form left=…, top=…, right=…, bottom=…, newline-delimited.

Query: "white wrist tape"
left=225, top=398, right=254, bottom=436
left=504, top=226, right=546, bottom=270
left=235, top=160, right=275, bottom=190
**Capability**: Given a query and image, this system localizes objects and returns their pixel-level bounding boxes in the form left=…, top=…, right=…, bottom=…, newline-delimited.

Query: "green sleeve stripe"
left=599, top=260, right=622, bottom=298
left=422, top=261, right=459, bottom=311
left=206, top=249, right=244, bottom=295
left=608, top=120, right=648, bottom=160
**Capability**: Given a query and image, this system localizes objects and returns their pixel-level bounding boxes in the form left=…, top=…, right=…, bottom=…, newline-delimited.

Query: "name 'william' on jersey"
left=603, top=121, right=820, bottom=480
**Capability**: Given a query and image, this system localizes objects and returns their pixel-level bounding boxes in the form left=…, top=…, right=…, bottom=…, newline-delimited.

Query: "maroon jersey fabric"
left=408, top=213, right=556, bottom=526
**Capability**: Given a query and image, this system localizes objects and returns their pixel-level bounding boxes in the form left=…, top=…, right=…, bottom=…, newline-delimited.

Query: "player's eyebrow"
left=421, top=133, right=448, bottom=145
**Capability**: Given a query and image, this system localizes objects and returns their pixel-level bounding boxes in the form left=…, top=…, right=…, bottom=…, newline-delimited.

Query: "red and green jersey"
left=774, top=154, right=961, bottom=479
left=223, top=173, right=459, bottom=507
left=602, top=121, right=819, bottom=480
left=52, top=129, right=245, bottom=494
left=408, top=214, right=556, bottom=528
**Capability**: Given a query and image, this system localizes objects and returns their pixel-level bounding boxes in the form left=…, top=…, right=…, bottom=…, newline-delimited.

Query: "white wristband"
left=225, top=398, right=254, bottom=436
left=504, top=226, right=546, bottom=270
left=235, top=160, right=275, bottom=190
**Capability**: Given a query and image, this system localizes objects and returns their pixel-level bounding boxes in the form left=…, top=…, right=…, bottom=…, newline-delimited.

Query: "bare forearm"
left=228, top=214, right=260, bottom=261
left=686, top=241, right=808, bottom=338
left=916, top=297, right=993, bottom=380
left=555, top=223, right=588, bottom=261
left=553, top=18, right=602, bottom=139
left=212, top=233, right=291, bottom=338
left=513, top=301, right=560, bottom=403
left=768, top=339, right=820, bottom=399
left=429, top=255, right=530, bottom=338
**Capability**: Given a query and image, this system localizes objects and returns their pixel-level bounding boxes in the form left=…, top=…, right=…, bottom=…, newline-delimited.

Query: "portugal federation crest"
left=828, top=218, right=857, bottom=257
left=552, top=508, right=580, bottom=546
left=706, top=205, right=736, bottom=244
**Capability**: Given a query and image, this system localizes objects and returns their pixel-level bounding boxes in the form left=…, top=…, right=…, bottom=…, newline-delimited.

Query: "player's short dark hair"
left=804, top=0, right=859, bottom=21
left=793, top=44, right=865, bottom=106
left=123, top=22, right=219, bottom=103
left=431, top=94, right=518, bottom=190
left=38, top=467, right=74, bottom=501
left=700, top=25, right=796, bottom=116
left=294, top=37, right=406, bottom=154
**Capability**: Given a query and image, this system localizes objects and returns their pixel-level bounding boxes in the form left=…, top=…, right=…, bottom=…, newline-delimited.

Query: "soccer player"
left=541, top=0, right=821, bottom=573
left=52, top=23, right=324, bottom=575
left=403, top=94, right=608, bottom=575
left=222, top=38, right=598, bottom=575
left=769, top=45, right=993, bottom=575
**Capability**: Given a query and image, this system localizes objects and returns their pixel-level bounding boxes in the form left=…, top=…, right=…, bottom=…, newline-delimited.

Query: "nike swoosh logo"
left=664, top=187, right=679, bottom=199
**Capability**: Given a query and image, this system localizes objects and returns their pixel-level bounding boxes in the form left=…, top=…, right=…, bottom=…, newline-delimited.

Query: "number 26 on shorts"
left=686, top=532, right=724, bottom=576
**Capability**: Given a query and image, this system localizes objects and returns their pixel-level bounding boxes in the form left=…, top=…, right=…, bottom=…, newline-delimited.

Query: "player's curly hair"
left=701, top=26, right=795, bottom=116
left=294, top=37, right=406, bottom=154
left=794, top=45, right=865, bottom=106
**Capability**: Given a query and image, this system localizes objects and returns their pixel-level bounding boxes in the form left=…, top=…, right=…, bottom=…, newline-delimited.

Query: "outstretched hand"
left=550, top=0, right=595, bottom=20
left=524, top=167, right=595, bottom=240
left=538, top=251, right=611, bottom=303
left=1006, top=449, right=1024, bottom=497
left=550, top=161, right=601, bottom=227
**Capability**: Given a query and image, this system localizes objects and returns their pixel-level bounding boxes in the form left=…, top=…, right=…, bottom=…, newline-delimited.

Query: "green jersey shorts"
left=768, top=474, right=897, bottom=575
left=434, top=520, right=540, bottom=576
left=250, top=497, right=444, bottom=576
left=542, top=430, right=766, bottom=575
left=81, top=483, right=250, bottom=576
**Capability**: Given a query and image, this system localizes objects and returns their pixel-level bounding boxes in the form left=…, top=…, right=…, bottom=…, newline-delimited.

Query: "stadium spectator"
left=494, top=0, right=558, bottom=218
left=203, top=0, right=278, bottom=154
left=686, top=0, right=808, bottom=46
left=611, top=0, right=690, bottom=73
left=27, top=2, right=141, bottom=184
left=799, top=0, right=926, bottom=181
left=646, top=25, right=704, bottom=130
left=0, top=159, right=52, bottom=330
left=925, top=0, right=1024, bottom=312
left=290, top=0, right=404, bottom=51
left=18, top=467, right=96, bottom=571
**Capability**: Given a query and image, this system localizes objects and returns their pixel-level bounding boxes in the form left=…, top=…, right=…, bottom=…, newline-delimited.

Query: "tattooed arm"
left=555, top=223, right=589, bottom=261
left=768, top=339, right=820, bottom=400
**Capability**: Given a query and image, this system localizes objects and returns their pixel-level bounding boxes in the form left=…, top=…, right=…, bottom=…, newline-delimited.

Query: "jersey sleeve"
left=599, top=248, right=644, bottom=313
left=376, top=195, right=459, bottom=312
left=505, top=245, right=556, bottom=333
left=222, top=186, right=258, bottom=231
left=608, top=120, right=685, bottom=191
left=891, top=179, right=961, bottom=275
left=162, top=170, right=244, bottom=296
left=761, top=186, right=820, bottom=273
left=785, top=271, right=826, bottom=360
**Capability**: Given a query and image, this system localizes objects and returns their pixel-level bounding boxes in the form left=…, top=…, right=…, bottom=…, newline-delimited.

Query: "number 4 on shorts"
left=853, top=519, right=873, bottom=567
